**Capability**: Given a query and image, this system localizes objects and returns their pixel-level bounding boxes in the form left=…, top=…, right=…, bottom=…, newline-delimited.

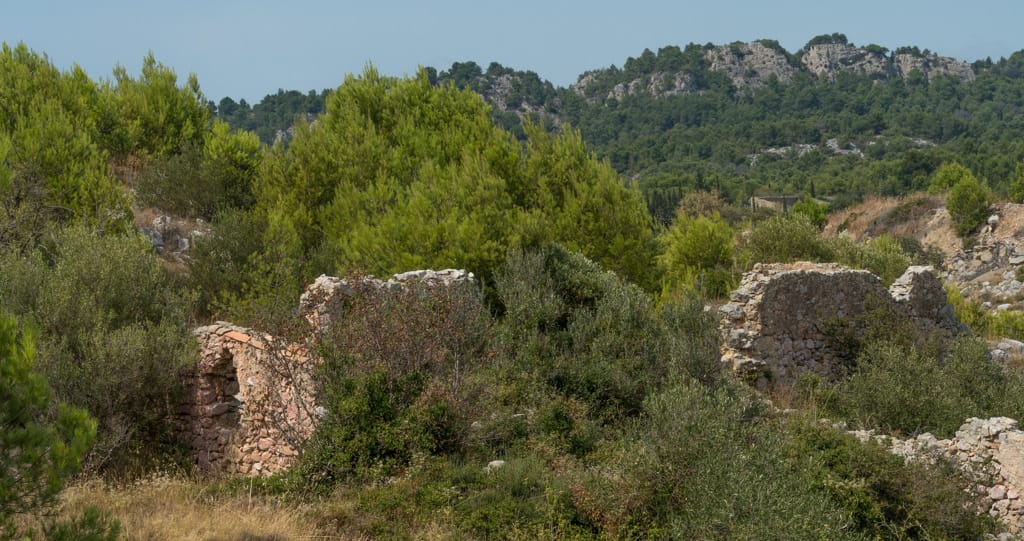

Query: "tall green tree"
left=0, top=43, right=129, bottom=247
left=112, top=52, right=210, bottom=158
left=252, top=66, right=656, bottom=302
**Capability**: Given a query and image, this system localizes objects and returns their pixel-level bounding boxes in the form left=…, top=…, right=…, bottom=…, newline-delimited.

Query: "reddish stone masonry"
left=183, top=323, right=316, bottom=476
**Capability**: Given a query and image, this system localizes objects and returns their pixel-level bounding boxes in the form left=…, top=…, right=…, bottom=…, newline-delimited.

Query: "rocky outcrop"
left=894, top=53, right=976, bottom=82
left=799, top=45, right=975, bottom=83
left=801, top=44, right=891, bottom=80
left=719, top=263, right=964, bottom=388
left=185, top=269, right=476, bottom=476
left=605, top=72, right=695, bottom=101
left=704, top=42, right=797, bottom=89
left=850, top=417, right=1024, bottom=534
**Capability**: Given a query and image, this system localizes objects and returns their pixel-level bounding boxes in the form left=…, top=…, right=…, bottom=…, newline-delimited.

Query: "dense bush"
left=0, top=227, right=195, bottom=468
left=830, top=338, right=1024, bottom=437
left=492, top=245, right=723, bottom=422
left=784, top=419, right=993, bottom=539
left=928, top=161, right=974, bottom=194
left=742, top=215, right=914, bottom=285
left=947, top=175, right=993, bottom=239
left=0, top=314, right=96, bottom=537
left=657, top=212, right=737, bottom=298
left=135, top=120, right=261, bottom=218
left=827, top=234, right=912, bottom=286
left=297, top=273, right=492, bottom=486
left=253, top=67, right=658, bottom=306
left=580, top=382, right=857, bottom=539
left=742, top=214, right=830, bottom=264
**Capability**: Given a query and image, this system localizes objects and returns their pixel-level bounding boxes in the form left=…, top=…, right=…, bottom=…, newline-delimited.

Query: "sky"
left=2, top=1, right=1022, bottom=103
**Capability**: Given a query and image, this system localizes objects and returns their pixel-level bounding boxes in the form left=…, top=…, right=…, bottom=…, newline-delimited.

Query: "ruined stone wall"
left=298, top=269, right=475, bottom=332
left=719, top=263, right=964, bottom=388
left=851, top=417, right=1024, bottom=535
left=185, top=269, right=474, bottom=476
left=182, top=323, right=316, bottom=475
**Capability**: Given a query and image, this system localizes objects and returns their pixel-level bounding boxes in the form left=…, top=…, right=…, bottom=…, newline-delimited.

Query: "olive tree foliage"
left=250, top=66, right=657, bottom=305
left=0, top=314, right=96, bottom=537
left=0, top=227, right=195, bottom=468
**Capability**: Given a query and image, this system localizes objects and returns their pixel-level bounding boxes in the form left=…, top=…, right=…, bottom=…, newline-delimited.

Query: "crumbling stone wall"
left=183, top=323, right=316, bottom=475
left=184, top=269, right=474, bottom=476
left=850, top=417, right=1024, bottom=535
left=299, top=269, right=475, bottom=332
left=719, top=263, right=964, bottom=388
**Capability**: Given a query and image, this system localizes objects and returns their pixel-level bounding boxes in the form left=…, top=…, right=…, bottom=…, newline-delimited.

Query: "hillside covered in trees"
left=6, top=34, right=1024, bottom=539
left=217, top=34, right=1024, bottom=224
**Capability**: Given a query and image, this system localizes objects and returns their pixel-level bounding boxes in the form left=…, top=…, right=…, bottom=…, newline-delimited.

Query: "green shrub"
left=1009, top=163, right=1024, bottom=203
left=946, top=175, right=993, bottom=239
left=791, top=198, right=828, bottom=229
left=657, top=212, right=736, bottom=298
left=928, top=161, right=974, bottom=194
left=784, top=419, right=993, bottom=539
left=947, top=286, right=1024, bottom=341
left=299, top=273, right=492, bottom=487
left=0, top=314, right=97, bottom=537
left=0, top=226, right=194, bottom=469
left=833, top=338, right=1024, bottom=437
left=580, top=381, right=858, bottom=539
left=135, top=120, right=261, bottom=219
left=42, top=507, right=122, bottom=541
left=743, top=214, right=830, bottom=264
left=493, top=245, right=724, bottom=424
left=447, top=458, right=592, bottom=539
left=989, top=309, right=1024, bottom=341
left=827, top=234, right=912, bottom=286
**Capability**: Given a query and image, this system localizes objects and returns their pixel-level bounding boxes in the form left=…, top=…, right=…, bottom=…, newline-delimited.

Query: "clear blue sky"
left=3, top=1, right=1021, bottom=103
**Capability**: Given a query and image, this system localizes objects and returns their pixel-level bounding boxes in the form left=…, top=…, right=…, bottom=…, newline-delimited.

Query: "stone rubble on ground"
left=838, top=417, right=1024, bottom=535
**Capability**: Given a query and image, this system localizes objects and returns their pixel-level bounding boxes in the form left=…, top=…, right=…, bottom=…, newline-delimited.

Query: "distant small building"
left=748, top=194, right=805, bottom=212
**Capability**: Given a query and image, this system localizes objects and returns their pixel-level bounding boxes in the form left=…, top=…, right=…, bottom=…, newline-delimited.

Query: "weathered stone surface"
left=298, top=269, right=475, bottom=332
left=183, top=322, right=315, bottom=476
left=719, top=263, right=964, bottom=388
left=704, top=41, right=796, bottom=89
left=893, top=53, right=976, bottom=82
left=880, top=417, right=1024, bottom=534
left=801, top=44, right=891, bottom=81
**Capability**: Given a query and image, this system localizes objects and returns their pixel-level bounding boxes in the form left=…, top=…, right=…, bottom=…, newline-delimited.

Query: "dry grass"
left=823, top=194, right=960, bottom=255
left=55, top=474, right=343, bottom=541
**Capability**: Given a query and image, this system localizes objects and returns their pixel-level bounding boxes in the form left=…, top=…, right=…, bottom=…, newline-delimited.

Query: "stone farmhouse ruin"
left=179, top=261, right=1024, bottom=533
left=181, top=269, right=474, bottom=476
left=718, top=262, right=966, bottom=389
